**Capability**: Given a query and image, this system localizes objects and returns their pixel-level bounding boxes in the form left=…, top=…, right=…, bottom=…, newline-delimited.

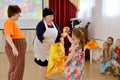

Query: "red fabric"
left=47, top=23, right=53, bottom=27
left=115, top=47, right=120, bottom=54
left=49, top=0, right=77, bottom=30
left=49, top=0, right=77, bottom=54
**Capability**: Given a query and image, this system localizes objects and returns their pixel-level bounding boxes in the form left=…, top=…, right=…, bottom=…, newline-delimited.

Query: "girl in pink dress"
left=64, top=28, right=85, bottom=80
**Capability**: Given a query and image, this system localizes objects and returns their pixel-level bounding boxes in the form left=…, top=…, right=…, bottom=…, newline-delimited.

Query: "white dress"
left=33, top=21, right=58, bottom=61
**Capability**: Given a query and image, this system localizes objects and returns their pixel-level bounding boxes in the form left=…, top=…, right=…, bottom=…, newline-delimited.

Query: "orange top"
left=4, top=19, right=25, bottom=39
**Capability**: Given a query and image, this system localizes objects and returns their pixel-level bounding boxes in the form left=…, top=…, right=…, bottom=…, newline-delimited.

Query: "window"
left=77, top=0, right=95, bottom=20
left=102, top=0, right=120, bottom=17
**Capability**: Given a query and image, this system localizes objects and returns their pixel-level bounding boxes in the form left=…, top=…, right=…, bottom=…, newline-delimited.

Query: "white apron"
left=34, top=21, right=58, bottom=61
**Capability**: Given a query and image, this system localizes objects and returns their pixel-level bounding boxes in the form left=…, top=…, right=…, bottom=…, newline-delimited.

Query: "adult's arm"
left=36, top=21, right=52, bottom=47
left=5, top=35, right=18, bottom=57
left=36, top=21, right=45, bottom=43
left=4, top=20, right=18, bottom=57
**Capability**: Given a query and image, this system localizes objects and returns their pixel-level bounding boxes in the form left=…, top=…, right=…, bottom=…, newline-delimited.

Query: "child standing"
left=64, top=28, right=85, bottom=80
left=100, top=42, right=115, bottom=74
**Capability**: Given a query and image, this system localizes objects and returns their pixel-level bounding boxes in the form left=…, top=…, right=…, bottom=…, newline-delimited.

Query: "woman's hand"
left=5, top=35, right=19, bottom=57
left=43, top=39, right=53, bottom=47
left=12, top=47, right=18, bottom=57
left=48, top=42, right=53, bottom=48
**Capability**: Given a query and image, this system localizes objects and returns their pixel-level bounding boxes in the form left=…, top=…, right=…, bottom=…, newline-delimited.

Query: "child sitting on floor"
left=112, top=39, right=120, bottom=75
left=107, top=37, right=115, bottom=50
left=100, top=42, right=115, bottom=74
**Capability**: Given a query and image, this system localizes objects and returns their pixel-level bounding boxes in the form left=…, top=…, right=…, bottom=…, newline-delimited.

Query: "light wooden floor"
left=0, top=52, right=118, bottom=80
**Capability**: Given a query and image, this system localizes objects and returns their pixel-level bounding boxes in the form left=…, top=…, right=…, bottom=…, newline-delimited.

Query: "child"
left=112, top=39, right=120, bottom=75
left=64, top=28, right=85, bottom=80
left=107, top=37, right=115, bottom=50
left=97, top=37, right=114, bottom=63
left=100, top=42, right=115, bottom=74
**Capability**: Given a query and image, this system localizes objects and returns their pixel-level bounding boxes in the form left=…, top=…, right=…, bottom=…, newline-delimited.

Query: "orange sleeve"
left=4, top=20, right=14, bottom=35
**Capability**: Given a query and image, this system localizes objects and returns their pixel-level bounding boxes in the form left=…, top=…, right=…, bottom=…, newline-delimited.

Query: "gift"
left=62, top=27, right=70, bottom=38
left=46, top=42, right=65, bottom=77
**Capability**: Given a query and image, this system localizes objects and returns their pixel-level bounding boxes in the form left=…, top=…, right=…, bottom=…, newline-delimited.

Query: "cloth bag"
left=46, top=42, right=65, bottom=77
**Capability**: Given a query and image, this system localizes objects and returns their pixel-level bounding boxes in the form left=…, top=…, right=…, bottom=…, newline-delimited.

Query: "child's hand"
left=101, top=61, right=105, bottom=64
left=63, top=27, right=70, bottom=33
left=62, top=27, right=70, bottom=38
left=64, top=61, right=67, bottom=67
left=61, top=33, right=66, bottom=38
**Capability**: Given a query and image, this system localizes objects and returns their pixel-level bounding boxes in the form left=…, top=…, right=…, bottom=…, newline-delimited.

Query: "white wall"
left=0, top=0, right=49, bottom=52
left=90, top=0, right=120, bottom=60
left=78, top=0, right=120, bottom=60
left=79, top=0, right=120, bottom=41
left=92, top=0, right=120, bottom=41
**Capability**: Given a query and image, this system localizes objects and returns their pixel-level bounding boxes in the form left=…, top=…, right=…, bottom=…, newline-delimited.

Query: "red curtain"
left=49, top=0, right=77, bottom=30
left=49, top=0, right=77, bottom=54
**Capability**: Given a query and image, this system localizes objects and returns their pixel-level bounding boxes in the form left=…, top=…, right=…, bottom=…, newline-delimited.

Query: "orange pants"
left=5, top=39, right=27, bottom=80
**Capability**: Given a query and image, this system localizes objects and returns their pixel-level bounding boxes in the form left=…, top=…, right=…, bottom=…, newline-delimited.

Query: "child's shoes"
left=105, top=72, right=111, bottom=75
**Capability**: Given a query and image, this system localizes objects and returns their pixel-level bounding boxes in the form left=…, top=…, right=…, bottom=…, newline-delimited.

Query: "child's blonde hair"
left=116, top=39, right=120, bottom=42
left=116, top=39, right=120, bottom=47
left=103, top=42, right=110, bottom=54
left=72, top=28, right=85, bottom=49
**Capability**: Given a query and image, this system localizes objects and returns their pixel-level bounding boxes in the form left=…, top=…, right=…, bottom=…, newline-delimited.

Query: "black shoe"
left=116, top=74, right=120, bottom=77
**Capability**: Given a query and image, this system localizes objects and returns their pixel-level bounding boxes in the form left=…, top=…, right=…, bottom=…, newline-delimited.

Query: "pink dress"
left=64, top=41, right=85, bottom=80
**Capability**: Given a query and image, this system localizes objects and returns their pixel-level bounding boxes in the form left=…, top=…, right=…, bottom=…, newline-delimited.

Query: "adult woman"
left=33, top=8, right=61, bottom=80
left=4, top=5, right=27, bottom=80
